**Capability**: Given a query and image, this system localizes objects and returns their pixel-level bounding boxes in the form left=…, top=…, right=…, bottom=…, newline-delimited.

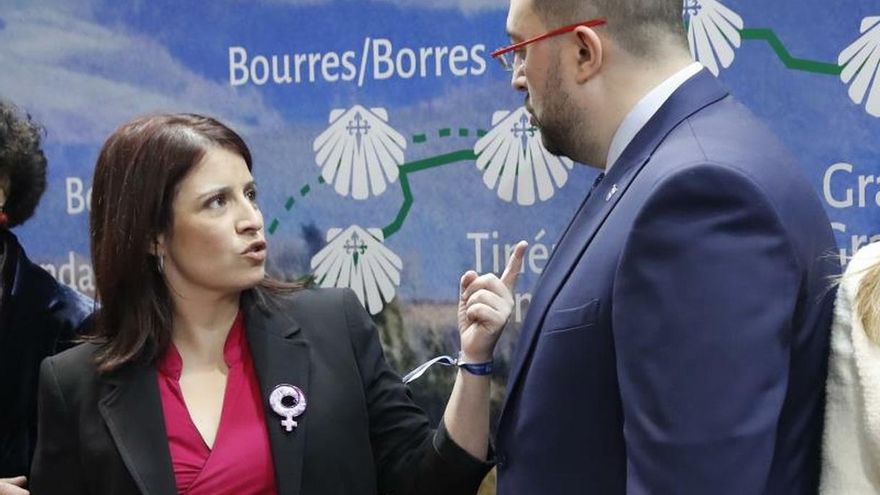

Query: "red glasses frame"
left=491, top=18, right=608, bottom=71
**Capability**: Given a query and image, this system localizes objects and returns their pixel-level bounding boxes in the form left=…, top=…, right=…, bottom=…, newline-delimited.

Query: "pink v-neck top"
left=157, top=313, right=278, bottom=494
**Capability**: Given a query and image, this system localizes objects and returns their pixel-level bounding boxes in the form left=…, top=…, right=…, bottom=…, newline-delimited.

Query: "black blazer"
left=30, top=288, right=490, bottom=494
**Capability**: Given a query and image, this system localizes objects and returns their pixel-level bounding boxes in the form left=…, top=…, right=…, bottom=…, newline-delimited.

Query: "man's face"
left=506, top=0, right=580, bottom=159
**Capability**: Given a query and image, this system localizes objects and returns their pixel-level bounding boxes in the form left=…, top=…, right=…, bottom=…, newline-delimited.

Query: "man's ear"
left=573, top=26, right=604, bottom=84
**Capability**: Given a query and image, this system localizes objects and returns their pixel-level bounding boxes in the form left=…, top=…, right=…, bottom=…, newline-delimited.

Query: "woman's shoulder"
left=848, top=242, right=880, bottom=273
left=841, top=242, right=880, bottom=293
left=46, top=341, right=100, bottom=369
left=39, top=342, right=105, bottom=397
left=257, top=286, right=358, bottom=314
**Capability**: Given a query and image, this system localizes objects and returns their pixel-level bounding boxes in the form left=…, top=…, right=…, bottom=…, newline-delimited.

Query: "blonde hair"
left=856, top=259, right=880, bottom=344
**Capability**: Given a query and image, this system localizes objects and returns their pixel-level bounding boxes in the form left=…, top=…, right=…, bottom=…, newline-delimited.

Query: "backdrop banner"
left=2, top=0, right=878, bottom=423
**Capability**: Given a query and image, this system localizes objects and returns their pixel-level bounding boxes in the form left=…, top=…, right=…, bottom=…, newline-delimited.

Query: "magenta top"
left=157, top=313, right=278, bottom=495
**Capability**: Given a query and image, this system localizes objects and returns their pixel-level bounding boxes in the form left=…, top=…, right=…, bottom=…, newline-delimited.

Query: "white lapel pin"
left=269, top=384, right=307, bottom=432
left=605, top=184, right=619, bottom=201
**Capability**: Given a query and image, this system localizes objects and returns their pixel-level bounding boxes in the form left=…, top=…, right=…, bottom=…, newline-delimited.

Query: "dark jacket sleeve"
left=29, top=356, right=87, bottom=495
left=613, top=165, right=800, bottom=494
left=341, top=289, right=492, bottom=495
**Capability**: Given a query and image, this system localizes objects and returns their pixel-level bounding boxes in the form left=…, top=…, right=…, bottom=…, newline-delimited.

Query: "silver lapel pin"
left=605, top=184, right=619, bottom=201
left=269, top=384, right=307, bottom=432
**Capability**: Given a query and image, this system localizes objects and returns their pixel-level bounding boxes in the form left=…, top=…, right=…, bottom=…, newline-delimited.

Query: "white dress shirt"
left=605, top=62, right=704, bottom=170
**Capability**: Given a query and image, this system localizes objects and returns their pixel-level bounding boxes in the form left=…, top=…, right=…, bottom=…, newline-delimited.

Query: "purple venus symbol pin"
left=269, top=384, right=307, bottom=432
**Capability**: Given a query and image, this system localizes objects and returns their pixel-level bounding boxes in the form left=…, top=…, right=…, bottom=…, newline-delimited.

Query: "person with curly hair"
left=822, top=242, right=880, bottom=493
left=0, top=101, right=93, bottom=495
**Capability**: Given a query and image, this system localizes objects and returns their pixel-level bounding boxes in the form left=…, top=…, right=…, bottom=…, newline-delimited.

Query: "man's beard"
left=530, top=59, right=603, bottom=167
left=531, top=57, right=570, bottom=157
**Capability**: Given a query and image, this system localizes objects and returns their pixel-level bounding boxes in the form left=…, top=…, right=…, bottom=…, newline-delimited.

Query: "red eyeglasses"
left=491, top=18, right=608, bottom=71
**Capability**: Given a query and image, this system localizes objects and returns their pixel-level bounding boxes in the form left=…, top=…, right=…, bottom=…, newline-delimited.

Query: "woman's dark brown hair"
left=88, top=113, right=297, bottom=373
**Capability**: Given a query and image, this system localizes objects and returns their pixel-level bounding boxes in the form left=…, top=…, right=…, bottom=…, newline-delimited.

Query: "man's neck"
left=595, top=53, right=695, bottom=168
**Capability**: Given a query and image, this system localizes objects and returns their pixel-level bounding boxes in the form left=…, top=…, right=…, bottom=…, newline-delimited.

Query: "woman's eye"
left=207, top=194, right=227, bottom=209
left=246, top=188, right=258, bottom=202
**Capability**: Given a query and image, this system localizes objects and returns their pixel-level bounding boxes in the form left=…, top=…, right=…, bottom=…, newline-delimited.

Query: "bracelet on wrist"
left=401, top=351, right=494, bottom=383
left=455, top=351, right=494, bottom=376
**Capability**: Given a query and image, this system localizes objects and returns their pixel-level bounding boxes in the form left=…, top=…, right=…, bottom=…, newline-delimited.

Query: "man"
left=491, top=0, right=838, bottom=493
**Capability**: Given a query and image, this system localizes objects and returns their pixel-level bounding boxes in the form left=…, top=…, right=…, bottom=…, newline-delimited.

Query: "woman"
left=30, top=113, right=524, bottom=495
left=0, top=101, right=92, bottom=494
left=822, top=241, right=880, bottom=493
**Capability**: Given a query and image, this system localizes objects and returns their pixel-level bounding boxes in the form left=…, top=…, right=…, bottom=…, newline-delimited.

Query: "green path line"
left=272, top=150, right=478, bottom=236
left=740, top=28, right=842, bottom=75
left=382, top=149, right=477, bottom=238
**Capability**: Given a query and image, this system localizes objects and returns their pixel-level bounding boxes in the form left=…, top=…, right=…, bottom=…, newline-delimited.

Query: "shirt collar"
left=605, top=62, right=704, bottom=170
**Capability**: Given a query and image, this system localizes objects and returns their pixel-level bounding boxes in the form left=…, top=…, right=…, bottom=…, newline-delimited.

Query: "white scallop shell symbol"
left=685, top=0, right=744, bottom=76
left=313, top=105, right=407, bottom=200
left=839, top=17, right=880, bottom=117
left=473, top=107, right=573, bottom=206
left=310, top=225, right=402, bottom=315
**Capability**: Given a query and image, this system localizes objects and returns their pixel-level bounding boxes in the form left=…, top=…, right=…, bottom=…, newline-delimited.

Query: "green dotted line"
left=412, top=128, right=488, bottom=144
left=269, top=176, right=323, bottom=234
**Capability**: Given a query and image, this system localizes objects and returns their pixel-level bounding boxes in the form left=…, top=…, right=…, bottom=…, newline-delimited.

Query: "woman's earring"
left=157, top=254, right=165, bottom=274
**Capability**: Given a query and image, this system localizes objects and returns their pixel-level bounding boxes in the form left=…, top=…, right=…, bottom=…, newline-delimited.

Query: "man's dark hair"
left=0, top=101, right=48, bottom=227
left=532, top=0, right=688, bottom=58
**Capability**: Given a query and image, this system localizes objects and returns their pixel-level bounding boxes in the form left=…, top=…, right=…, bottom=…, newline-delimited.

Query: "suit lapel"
left=499, top=69, right=730, bottom=428
left=245, top=296, right=310, bottom=495
left=99, top=364, right=177, bottom=495
left=499, top=155, right=649, bottom=424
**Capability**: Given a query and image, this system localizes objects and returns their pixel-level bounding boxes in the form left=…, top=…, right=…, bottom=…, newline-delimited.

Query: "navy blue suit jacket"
left=495, top=70, right=838, bottom=494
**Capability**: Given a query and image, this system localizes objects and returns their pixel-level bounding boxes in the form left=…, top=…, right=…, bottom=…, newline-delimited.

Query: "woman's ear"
left=152, top=235, right=166, bottom=257
left=573, top=26, right=604, bottom=84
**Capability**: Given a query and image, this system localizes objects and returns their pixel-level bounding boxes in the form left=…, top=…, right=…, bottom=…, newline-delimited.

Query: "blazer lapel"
left=499, top=69, right=730, bottom=428
left=245, top=297, right=310, bottom=495
left=99, top=364, right=177, bottom=495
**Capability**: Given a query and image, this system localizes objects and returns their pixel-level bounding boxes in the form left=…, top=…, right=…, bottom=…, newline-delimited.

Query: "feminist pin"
left=269, top=384, right=307, bottom=432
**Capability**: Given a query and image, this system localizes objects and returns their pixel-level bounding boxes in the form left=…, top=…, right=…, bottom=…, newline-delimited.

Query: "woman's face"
left=157, top=146, right=266, bottom=300
left=0, top=173, right=9, bottom=205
